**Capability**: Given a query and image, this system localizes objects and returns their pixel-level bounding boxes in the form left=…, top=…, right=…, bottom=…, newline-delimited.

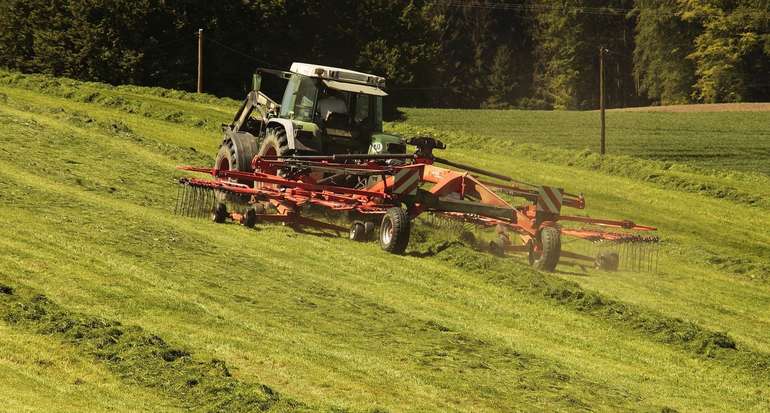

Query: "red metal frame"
left=178, top=155, right=657, bottom=264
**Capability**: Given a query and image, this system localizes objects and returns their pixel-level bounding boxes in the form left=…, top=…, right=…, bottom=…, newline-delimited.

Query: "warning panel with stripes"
left=391, top=167, right=422, bottom=195
left=536, top=186, right=564, bottom=214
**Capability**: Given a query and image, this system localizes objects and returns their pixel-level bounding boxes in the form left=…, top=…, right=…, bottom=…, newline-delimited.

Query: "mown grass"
left=0, top=320, right=182, bottom=413
left=399, top=107, right=770, bottom=176
left=1, top=71, right=769, bottom=412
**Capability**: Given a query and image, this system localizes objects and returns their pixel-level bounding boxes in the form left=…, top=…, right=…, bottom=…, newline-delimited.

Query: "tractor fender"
left=265, top=119, right=297, bottom=150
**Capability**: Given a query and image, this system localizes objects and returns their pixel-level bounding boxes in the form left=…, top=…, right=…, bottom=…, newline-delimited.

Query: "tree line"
left=0, top=0, right=768, bottom=109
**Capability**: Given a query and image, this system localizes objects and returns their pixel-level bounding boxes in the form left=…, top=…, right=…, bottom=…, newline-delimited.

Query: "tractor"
left=215, top=62, right=406, bottom=182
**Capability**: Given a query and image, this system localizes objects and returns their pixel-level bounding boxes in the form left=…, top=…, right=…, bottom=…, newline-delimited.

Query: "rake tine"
left=196, top=187, right=204, bottom=218
left=186, top=186, right=194, bottom=218
left=197, top=187, right=204, bottom=218
left=646, top=241, right=652, bottom=273
left=209, top=189, right=216, bottom=217
left=182, top=184, right=191, bottom=217
left=195, top=187, right=203, bottom=218
left=174, top=184, right=182, bottom=215
left=201, top=188, right=210, bottom=218
left=204, top=188, right=213, bottom=218
left=193, top=186, right=200, bottom=218
left=622, top=241, right=628, bottom=271
left=190, top=186, right=199, bottom=218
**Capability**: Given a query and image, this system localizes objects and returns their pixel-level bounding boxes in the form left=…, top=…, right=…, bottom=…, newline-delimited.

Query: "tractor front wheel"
left=528, top=226, right=561, bottom=272
left=379, top=208, right=410, bottom=254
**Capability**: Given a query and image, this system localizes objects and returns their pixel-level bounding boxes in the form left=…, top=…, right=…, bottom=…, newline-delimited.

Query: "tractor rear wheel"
left=215, top=134, right=260, bottom=182
left=215, top=134, right=258, bottom=205
left=528, top=227, right=561, bottom=272
left=379, top=208, right=410, bottom=254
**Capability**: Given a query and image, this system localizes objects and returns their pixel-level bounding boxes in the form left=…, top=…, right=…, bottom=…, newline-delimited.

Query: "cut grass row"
left=0, top=286, right=307, bottom=412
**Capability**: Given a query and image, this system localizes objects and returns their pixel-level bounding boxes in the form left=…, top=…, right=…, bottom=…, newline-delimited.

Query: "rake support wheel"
left=528, top=226, right=561, bottom=272
left=379, top=208, right=410, bottom=254
left=596, top=251, right=620, bottom=271
left=242, top=208, right=258, bottom=228
left=212, top=203, right=228, bottom=224
left=350, top=222, right=367, bottom=241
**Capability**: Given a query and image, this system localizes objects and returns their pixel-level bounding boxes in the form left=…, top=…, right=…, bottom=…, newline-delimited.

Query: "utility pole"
left=197, top=29, right=203, bottom=93
left=599, top=46, right=607, bottom=155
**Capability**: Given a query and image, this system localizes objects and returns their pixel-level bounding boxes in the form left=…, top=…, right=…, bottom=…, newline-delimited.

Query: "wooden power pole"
left=197, top=29, right=203, bottom=93
left=599, top=46, right=606, bottom=155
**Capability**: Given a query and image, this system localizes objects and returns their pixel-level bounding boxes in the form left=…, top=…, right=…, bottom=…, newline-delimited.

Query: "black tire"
left=258, top=127, right=291, bottom=162
left=215, top=133, right=260, bottom=181
left=379, top=208, right=410, bottom=254
left=215, top=133, right=259, bottom=205
left=212, top=203, right=228, bottom=223
left=596, top=251, right=620, bottom=271
left=349, top=222, right=367, bottom=241
left=529, top=227, right=561, bottom=272
left=242, top=208, right=258, bottom=228
left=488, top=238, right=506, bottom=257
left=256, top=127, right=292, bottom=187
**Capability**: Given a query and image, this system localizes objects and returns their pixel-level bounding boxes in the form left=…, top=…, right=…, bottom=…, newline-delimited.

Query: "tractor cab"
left=217, top=63, right=405, bottom=181
left=276, top=63, right=397, bottom=154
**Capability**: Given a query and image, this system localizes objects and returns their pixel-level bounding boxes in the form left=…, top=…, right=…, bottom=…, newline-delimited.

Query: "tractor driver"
left=317, top=89, right=348, bottom=122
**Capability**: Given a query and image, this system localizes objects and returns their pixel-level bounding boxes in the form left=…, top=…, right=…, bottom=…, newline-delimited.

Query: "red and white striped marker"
left=537, top=186, right=563, bottom=214
left=392, top=167, right=421, bottom=195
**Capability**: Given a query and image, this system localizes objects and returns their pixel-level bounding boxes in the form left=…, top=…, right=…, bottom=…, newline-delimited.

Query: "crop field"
left=1, top=71, right=770, bottom=412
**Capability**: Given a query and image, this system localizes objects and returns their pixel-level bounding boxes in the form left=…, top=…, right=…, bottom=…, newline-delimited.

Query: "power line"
left=205, top=36, right=274, bottom=67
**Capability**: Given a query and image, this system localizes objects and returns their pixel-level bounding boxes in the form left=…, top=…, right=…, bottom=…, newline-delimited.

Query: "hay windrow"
left=430, top=243, right=770, bottom=376
left=0, top=287, right=312, bottom=413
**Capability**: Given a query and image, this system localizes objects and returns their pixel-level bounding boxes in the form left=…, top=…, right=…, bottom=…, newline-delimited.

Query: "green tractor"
left=216, top=63, right=406, bottom=180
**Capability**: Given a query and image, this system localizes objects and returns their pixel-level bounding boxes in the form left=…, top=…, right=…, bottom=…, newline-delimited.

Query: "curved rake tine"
left=174, top=184, right=183, bottom=215
left=181, top=184, right=191, bottom=217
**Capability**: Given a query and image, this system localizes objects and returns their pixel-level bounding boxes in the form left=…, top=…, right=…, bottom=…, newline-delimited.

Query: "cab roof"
left=290, top=62, right=387, bottom=94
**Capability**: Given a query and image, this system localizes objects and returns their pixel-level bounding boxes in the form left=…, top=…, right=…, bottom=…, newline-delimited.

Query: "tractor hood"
left=322, top=79, right=388, bottom=97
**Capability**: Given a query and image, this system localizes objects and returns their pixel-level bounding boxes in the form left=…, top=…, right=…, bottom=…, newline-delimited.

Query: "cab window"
left=280, top=74, right=318, bottom=122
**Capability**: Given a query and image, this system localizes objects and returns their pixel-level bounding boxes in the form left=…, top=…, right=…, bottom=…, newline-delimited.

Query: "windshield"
left=280, top=74, right=318, bottom=122
left=351, top=93, right=383, bottom=132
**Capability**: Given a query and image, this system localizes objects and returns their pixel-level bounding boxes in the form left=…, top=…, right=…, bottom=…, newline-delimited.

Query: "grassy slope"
left=0, top=324, right=182, bottom=412
left=1, top=72, right=769, bottom=412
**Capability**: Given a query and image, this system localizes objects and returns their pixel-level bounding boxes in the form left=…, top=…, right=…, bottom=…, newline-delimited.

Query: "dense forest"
left=1, top=0, right=768, bottom=109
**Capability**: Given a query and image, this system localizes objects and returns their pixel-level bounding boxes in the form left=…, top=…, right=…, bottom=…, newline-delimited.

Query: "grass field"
left=1, top=70, right=769, bottom=412
left=399, top=107, right=770, bottom=176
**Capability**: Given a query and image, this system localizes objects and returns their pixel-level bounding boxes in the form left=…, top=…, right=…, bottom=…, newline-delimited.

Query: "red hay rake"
left=176, top=138, right=658, bottom=272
